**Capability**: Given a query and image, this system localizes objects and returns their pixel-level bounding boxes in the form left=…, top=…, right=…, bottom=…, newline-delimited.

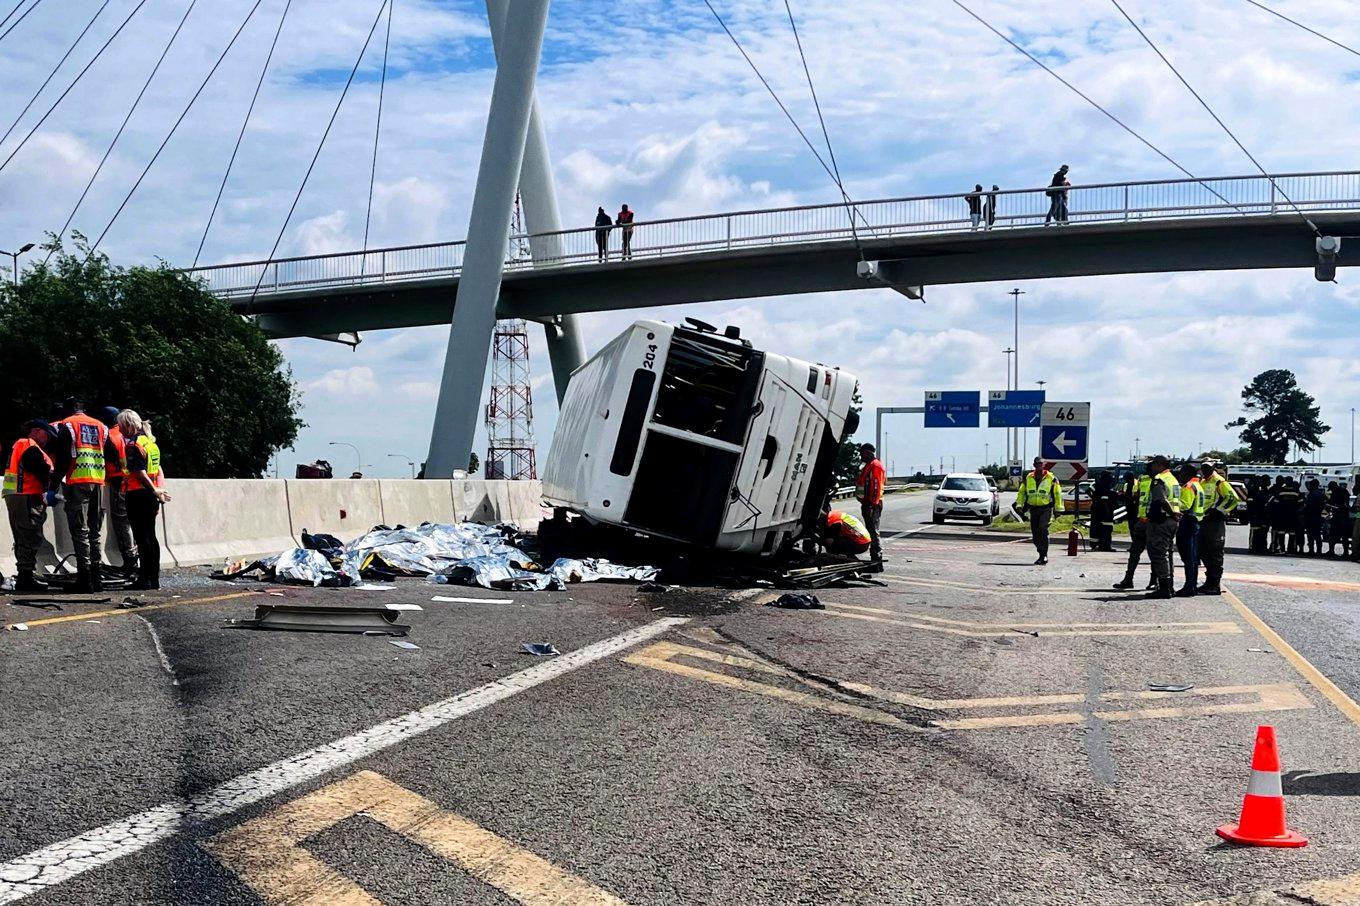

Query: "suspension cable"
left=0, top=0, right=28, bottom=31
left=194, top=0, right=295, bottom=267
left=361, top=0, right=393, bottom=273
left=0, top=0, right=151, bottom=176
left=1242, top=0, right=1360, bottom=60
left=0, top=0, right=42, bottom=47
left=87, top=0, right=266, bottom=257
left=0, top=0, right=110, bottom=150
left=950, top=0, right=1239, bottom=212
left=781, top=0, right=866, bottom=258
left=246, top=0, right=390, bottom=305
left=1110, top=0, right=1319, bottom=236
left=50, top=0, right=200, bottom=262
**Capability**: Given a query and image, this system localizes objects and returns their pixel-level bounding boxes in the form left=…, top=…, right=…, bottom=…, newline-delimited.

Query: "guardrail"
left=184, top=170, right=1360, bottom=300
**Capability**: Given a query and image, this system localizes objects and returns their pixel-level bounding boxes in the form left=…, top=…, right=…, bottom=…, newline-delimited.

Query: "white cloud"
left=305, top=364, right=377, bottom=398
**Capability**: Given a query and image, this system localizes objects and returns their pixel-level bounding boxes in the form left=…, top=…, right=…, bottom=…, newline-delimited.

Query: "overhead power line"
left=1242, top=0, right=1360, bottom=60
left=1109, top=0, right=1319, bottom=236
left=88, top=0, right=267, bottom=257
left=247, top=0, right=391, bottom=304
left=195, top=0, right=296, bottom=266
left=0, top=0, right=43, bottom=48
left=0, top=0, right=152, bottom=176
left=950, top=0, right=1238, bottom=211
left=51, top=0, right=200, bottom=259
left=0, top=0, right=28, bottom=31
left=362, top=0, right=394, bottom=269
left=0, top=0, right=110, bottom=150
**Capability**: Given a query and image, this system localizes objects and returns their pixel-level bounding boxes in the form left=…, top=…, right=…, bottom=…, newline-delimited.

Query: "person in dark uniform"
left=1089, top=469, right=1117, bottom=552
left=594, top=206, right=612, bottom=261
left=3, top=420, right=58, bottom=592
left=1304, top=478, right=1326, bottom=555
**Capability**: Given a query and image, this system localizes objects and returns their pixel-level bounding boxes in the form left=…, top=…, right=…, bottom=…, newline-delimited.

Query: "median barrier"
left=0, top=489, right=169, bottom=574
left=506, top=480, right=545, bottom=529
left=451, top=479, right=496, bottom=523
left=285, top=478, right=385, bottom=540
left=161, top=479, right=294, bottom=567
left=378, top=479, right=458, bottom=527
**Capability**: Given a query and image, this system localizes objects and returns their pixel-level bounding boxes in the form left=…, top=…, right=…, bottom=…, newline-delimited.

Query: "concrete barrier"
left=506, top=480, right=545, bottom=529
left=285, top=479, right=385, bottom=540
left=451, top=480, right=496, bottom=524
left=378, top=479, right=457, bottom=528
left=161, top=478, right=294, bottom=567
left=0, top=488, right=170, bottom=575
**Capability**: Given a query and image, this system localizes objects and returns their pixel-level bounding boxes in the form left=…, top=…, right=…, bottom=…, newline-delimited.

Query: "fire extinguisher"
left=1067, top=526, right=1079, bottom=556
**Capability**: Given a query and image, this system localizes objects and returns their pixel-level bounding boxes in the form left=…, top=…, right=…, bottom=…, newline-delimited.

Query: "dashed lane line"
left=1224, top=572, right=1360, bottom=594
left=1224, top=587, right=1360, bottom=731
left=819, top=601, right=1242, bottom=637
left=0, top=617, right=687, bottom=904
left=204, top=770, right=628, bottom=905
left=3, top=590, right=259, bottom=631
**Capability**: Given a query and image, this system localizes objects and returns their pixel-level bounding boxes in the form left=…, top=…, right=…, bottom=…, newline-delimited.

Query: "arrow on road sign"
left=1051, top=431, right=1077, bottom=454
left=946, top=412, right=956, bottom=424
left=1044, top=461, right=1088, bottom=482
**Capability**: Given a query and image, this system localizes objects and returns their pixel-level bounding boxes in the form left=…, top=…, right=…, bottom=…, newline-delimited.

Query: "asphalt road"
left=4, top=512, right=1360, bottom=905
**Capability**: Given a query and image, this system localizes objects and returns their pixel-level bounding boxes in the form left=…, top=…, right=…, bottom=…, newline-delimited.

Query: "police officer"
left=3, top=420, right=59, bottom=593
left=50, top=397, right=109, bottom=592
left=855, top=443, right=885, bottom=561
left=99, top=405, right=138, bottom=574
left=1174, top=463, right=1205, bottom=597
left=1143, top=455, right=1182, bottom=599
left=1089, top=470, right=1118, bottom=552
left=1197, top=463, right=1240, bottom=595
left=1113, top=469, right=1155, bottom=590
left=1014, top=456, right=1064, bottom=565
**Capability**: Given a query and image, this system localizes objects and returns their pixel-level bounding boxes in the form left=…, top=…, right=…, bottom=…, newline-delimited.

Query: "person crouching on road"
left=1142, top=455, right=1182, bottom=599
left=855, top=443, right=885, bottom=562
left=100, top=405, right=138, bottom=575
left=1015, top=457, right=1063, bottom=565
left=1198, top=463, right=1239, bottom=594
left=3, top=420, right=59, bottom=593
left=820, top=509, right=873, bottom=557
left=118, top=410, right=171, bottom=590
left=1174, top=463, right=1204, bottom=597
left=51, top=397, right=109, bottom=593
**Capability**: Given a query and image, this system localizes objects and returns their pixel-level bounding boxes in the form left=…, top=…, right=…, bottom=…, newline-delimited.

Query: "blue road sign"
left=986, top=390, right=1045, bottom=428
left=1008, top=464, right=1023, bottom=478
left=1041, top=424, right=1088, bottom=461
left=924, top=391, right=980, bottom=428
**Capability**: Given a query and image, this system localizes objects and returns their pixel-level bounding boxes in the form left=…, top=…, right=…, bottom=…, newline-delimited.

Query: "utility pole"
left=1003, top=346, right=1015, bottom=467
left=1010, top=286, right=1025, bottom=471
left=1351, top=407, right=1355, bottom=463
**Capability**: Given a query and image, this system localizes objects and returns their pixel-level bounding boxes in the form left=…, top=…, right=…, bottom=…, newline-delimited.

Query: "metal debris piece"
left=1148, top=683, right=1193, bottom=693
left=383, top=603, right=423, bottom=612
left=388, top=640, right=419, bottom=650
left=119, top=597, right=150, bottom=609
left=1247, top=647, right=1269, bottom=653
left=7, top=600, right=64, bottom=611
left=431, top=595, right=514, bottom=604
left=521, top=642, right=560, bottom=656
left=9, top=623, right=28, bottom=631
left=228, top=604, right=410, bottom=636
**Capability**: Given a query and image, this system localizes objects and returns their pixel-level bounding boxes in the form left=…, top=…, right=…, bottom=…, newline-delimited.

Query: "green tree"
left=833, top=385, right=865, bottom=488
left=1224, top=369, right=1329, bottom=465
left=0, top=236, right=302, bottom=477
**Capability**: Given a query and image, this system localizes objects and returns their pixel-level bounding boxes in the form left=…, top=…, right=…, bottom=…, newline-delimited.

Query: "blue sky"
left=2, top=0, right=1359, bottom=475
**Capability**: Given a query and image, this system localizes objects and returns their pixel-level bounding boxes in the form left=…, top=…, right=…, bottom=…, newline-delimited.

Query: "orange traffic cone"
left=1216, top=725, right=1308, bottom=848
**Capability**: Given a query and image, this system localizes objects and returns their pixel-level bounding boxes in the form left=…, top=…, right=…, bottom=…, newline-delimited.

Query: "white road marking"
left=135, top=615, right=179, bottom=687
left=0, top=617, right=688, bottom=903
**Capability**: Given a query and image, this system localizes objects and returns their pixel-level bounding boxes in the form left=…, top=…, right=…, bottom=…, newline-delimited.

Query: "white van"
left=542, top=319, right=859, bottom=559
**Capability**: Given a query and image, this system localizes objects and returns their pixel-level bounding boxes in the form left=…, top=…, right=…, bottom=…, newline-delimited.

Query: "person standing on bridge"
left=1197, top=462, right=1240, bottom=595
left=1113, top=469, right=1155, bottom=590
left=1014, top=456, right=1064, bottom=565
left=1045, top=164, right=1070, bottom=225
left=50, top=397, right=108, bottom=593
left=966, top=185, right=983, bottom=230
left=984, top=185, right=999, bottom=229
left=118, top=410, right=170, bottom=590
left=1174, top=463, right=1204, bottom=597
left=616, top=204, right=635, bottom=260
left=1143, top=454, right=1181, bottom=600
left=855, top=443, right=885, bottom=562
left=594, top=206, right=612, bottom=262
left=3, top=419, right=58, bottom=593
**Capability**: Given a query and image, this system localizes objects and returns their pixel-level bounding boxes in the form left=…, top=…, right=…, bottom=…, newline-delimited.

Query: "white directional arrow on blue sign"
left=1039, top=402, right=1090, bottom=463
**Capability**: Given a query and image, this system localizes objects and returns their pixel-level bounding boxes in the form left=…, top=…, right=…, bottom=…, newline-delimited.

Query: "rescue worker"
left=50, top=397, right=109, bottom=592
left=1089, top=470, right=1117, bottom=552
left=821, top=509, right=872, bottom=557
left=1113, top=470, right=1155, bottom=590
left=855, top=443, right=885, bottom=562
left=1197, top=463, right=1240, bottom=595
left=1143, top=455, right=1182, bottom=600
left=3, top=420, right=59, bottom=593
left=118, top=410, right=170, bottom=590
left=1014, top=456, right=1064, bottom=565
left=1174, top=463, right=1205, bottom=597
left=100, top=405, right=138, bottom=574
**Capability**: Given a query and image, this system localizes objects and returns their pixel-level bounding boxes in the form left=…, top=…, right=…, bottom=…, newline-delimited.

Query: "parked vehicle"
left=543, top=318, right=859, bottom=560
left=933, top=473, right=996, bottom=524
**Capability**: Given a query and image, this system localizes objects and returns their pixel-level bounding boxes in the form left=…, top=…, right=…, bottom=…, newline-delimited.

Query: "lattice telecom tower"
left=484, top=319, right=537, bottom=479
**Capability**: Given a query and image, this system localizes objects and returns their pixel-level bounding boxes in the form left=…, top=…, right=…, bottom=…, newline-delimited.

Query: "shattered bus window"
left=650, top=331, right=760, bottom=445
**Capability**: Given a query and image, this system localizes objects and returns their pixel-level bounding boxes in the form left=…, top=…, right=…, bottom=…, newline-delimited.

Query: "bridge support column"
left=487, top=0, right=585, bottom=403
left=424, top=0, right=551, bottom=478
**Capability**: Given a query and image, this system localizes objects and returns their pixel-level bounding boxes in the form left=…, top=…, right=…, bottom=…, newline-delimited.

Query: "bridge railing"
left=186, top=171, right=1360, bottom=299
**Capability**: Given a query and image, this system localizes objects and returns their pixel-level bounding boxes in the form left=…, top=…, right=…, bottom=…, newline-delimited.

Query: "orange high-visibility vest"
left=60, top=412, right=107, bottom=485
left=3, top=437, right=52, bottom=496
left=106, top=425, right=127, bottom=479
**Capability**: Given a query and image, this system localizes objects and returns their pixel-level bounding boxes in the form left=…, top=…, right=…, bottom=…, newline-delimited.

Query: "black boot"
left=73, top=568, right=93, bottom=594
left=90, top=566, right=103, bottom=593
left=1148, top=578, right=1174, bottom=599
left=1175, top=584, right=1197, bottom=597
left=1145, top=576, right=1158, bottom=591
left=1197, top=575, right=1223, bottom=595
left=14, top=570, right=46, bottom=593
left=1112, top=573, right=1135, bottom=590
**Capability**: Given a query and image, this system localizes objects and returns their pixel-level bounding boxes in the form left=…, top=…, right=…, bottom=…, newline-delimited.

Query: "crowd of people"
left=963, top=164, right=1073, bottom=231
left=1242, top=475, right=1356, bottom=557
left=3, top=398, right=169, bottom=593
left=593, top=204, right=637, bottom=261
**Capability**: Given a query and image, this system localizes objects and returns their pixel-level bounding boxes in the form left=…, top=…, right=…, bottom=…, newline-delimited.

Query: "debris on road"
left=226, top=604, right=410, bottom=636
left=388, top=640, right=420, bottom=650
left=431, top=596, right=514, bottom=604
left=383, top=603, right=423, bottom=612
left=9, top=623, right=28, bottom=631
left=7, top=600, right=64, bottom=611
left=1148, top=683, right=1193, bottom=693
left=767, top=593, right=825, bottom=610
left=118, top=597, right=149, bottom=609
left=521, top=642, right=561, bottom=656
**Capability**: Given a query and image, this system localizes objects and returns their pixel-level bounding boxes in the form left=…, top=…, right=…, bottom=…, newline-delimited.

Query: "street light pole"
left=328, top=441, right=362, bottom=476
left=387, top=453, right=417, bottom=478
left=1, top=242, right=35, bottom=286
left=1003, top=346, right=1016, bottom=466
left=1352, top=407, right=1355, bottom=464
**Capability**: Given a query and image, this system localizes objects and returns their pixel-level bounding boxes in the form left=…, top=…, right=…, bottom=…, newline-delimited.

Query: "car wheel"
left=982, top=515, right=993, bottom=526
left=932, top=514, right=944, bottom=524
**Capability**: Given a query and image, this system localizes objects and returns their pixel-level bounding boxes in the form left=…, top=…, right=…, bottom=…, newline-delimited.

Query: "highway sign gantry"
left=924, top=391, right=980, bottom=428
left=987, top=390, right=1045, bottom=428
left=1039, top=402, right=1090, bottom=463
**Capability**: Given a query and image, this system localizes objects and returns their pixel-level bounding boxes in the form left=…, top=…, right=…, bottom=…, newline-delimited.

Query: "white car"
left=933, top=473, right=997, bottom=525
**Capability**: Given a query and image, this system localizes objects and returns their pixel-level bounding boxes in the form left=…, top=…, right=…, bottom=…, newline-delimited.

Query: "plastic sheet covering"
left=442, top=556, right=561, bottom=591
left=264, top=548, right=345, bottom=587
left=342, top=523, right=533, bottom=577
left=546, top=558, right=661, bottom=585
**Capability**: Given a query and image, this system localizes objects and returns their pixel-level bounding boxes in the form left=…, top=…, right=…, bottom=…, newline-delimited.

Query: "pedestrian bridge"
left=182, top=171, right=1360, bottom=339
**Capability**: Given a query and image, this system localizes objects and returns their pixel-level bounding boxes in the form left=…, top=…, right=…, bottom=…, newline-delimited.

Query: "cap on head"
left=23, top=419, right=58, bottom=439
left=1060, top=164, right=1069, bottom=171
left=1033, top=457, right=1043, bottom=466
left=859, top=443, right=875, bottom=454
left=1199, top=462, right=1215, bottom=476
left=1150, top=454, right=1171, bottom=469
left=99, top=406, right=120, bottom=426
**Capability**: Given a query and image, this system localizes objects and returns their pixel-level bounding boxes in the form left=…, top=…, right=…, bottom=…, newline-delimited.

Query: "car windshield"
left=942, top=477, right=988, bottom=491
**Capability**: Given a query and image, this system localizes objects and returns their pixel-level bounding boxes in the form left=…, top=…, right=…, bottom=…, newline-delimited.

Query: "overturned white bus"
left=542, top=318, right=859, bottom=560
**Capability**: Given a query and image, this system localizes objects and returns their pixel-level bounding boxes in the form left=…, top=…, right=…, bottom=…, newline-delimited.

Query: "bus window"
left=651, top=332, right=760, bottom=445
left=610, top=369, right=656, bottom=476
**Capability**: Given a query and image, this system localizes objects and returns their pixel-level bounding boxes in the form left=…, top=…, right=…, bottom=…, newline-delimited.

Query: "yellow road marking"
left=1225, top=587, right=1360, bottom=731
left=1224, top=572, right=1360, bottom=593
left=880, top=574, right=1105, bottom=596
left=203, top=769, right=628, bottom=906
left=624, top=641, right=1309, bottom=732
left=1192, top=870, right=1360, bottom=905
left=4, top=590, right=259, bottom=630
left=821, top=601, right=1242, bottom=637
